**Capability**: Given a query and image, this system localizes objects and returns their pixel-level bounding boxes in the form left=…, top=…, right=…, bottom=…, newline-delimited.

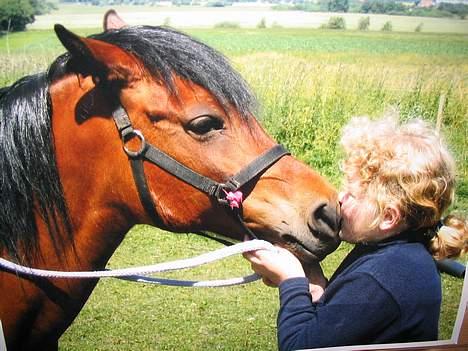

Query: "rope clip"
left=212, top=179, right=242, bottom=209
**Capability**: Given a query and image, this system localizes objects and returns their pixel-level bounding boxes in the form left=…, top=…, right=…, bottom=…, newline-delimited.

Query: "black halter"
left=112, top=105, right=290, bottom=240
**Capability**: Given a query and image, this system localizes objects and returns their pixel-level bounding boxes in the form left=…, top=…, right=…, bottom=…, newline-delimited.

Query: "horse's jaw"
left=237, top=159, right=342, bottom=265
left=243, top=215, right=340, bottom=265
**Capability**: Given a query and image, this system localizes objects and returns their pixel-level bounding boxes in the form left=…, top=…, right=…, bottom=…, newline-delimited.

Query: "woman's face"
left=338, top=189, right=380, bottom=243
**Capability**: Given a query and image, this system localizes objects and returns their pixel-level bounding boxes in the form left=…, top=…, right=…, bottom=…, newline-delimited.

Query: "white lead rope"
left=0, top=240, right=275, bottom=288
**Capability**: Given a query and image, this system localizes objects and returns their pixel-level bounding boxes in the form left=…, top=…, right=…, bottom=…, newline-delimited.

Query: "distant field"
left=0, top=22, right=466, bottom=351
left=27, top=4, right=468, bottom=33
left=2, top=28, right=468, bottom=71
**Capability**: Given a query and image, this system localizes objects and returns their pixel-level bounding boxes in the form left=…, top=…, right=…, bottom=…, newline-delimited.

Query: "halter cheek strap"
left=112, top=105, right=290, bottom=239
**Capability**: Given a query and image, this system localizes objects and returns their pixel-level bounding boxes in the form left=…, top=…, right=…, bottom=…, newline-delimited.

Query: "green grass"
left=60, top=227, right=280, bottom=351
left=191, top=28, right=468, bottom=60
left=0, top=27, right=466, bottom=350
left=59, top=226, right=465, bottom=351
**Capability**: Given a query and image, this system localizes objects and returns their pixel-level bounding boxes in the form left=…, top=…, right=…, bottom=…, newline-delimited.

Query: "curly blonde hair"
left=340, top=115, right=467, bottom=260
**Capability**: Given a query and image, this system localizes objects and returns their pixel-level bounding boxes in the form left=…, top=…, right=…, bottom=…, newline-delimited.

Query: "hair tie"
left=422, top=219, right=444, bottom=240
left=434, top=219, right=445, bottom=233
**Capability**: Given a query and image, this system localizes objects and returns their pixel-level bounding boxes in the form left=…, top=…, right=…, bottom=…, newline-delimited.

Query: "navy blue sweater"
left=277, top=235, right=441, bottom=350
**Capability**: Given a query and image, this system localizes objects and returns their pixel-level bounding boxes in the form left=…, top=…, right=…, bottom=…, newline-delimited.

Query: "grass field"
left=0, top=13, right=467, bottom=351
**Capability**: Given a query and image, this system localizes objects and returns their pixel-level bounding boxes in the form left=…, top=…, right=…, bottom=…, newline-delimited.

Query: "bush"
left=162, top=17, right=171, bottom=27
left=213, top=21, right=240, bottom=29
left=257, top=17, right=266, bottom=29
left=381, top=21, right=393, bottom=31
left=358, top=16, right=370, bottom=30
left=326, top=16, right=346, bottom=30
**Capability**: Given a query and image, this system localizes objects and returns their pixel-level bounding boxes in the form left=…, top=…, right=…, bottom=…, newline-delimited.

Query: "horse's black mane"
left=0, top=25, right=257, bottom=262
left=0, top=73, right=70, bottom=263
left=89, top=25, right=257, bottom=118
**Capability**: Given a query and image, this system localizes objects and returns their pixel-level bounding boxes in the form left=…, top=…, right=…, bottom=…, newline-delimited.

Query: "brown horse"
left=0, top=11, right=340, bottom=351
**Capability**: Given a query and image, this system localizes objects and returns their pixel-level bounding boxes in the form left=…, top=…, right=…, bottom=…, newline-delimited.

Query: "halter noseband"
left=112, top=105, right=290, bottom=239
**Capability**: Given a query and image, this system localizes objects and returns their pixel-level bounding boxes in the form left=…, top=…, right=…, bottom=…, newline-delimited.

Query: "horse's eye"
left=187, top=116, right=224, bottom=136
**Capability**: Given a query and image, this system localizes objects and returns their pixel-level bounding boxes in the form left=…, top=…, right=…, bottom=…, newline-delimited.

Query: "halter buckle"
left=122, top=129, right=146, bottom=158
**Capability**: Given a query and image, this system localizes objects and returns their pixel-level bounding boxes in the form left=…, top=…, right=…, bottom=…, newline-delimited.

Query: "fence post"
left=5, top=18, right=11, bottom=57
left=436, top=93, right=446, bottom=132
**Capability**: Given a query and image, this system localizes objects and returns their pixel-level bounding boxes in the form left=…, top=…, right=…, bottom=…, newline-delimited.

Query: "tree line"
left=276, top=0, right=468, bottom=19
left=0, top=0, right=57, bottom=32
left=1, top=0, right=467, bottom=33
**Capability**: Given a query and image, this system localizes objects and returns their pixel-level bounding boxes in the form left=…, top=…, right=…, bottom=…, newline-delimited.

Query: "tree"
left=361, top=0, right=406, bottom=14
left=327, top=0, right=349, bottom=13
left=358, top=16, right=370, bottom=30
left=0, top=0, right=34, bottom=32
left=326, top=16, right=346, bottom=29
left=0, top=0, right=57, bottom=32
left=381, top=21, right=393, bottom=31
left=29, top=0, right=57, bottom=15
left=438, top=2, right=468, bottom=19
left=257, top=17, right=266, bottom=29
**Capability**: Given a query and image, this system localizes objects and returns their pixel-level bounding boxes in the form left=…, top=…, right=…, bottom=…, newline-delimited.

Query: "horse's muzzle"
left=307, top=201, right=342, bottom=255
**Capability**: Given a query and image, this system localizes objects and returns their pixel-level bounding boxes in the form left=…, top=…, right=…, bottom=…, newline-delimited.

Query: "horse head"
left=50, top=13, right=341, bottom=265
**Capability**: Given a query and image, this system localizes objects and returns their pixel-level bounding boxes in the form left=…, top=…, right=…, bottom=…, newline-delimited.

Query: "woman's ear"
left=379, top=205, right=402, bottom=232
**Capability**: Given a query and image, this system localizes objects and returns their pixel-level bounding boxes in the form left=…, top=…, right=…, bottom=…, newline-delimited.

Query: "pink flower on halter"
left=223, top=190, right=243, bottom=209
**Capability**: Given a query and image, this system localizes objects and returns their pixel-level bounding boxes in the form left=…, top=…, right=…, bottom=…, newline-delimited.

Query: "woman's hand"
left=243, top=246, right=305, bottom=287
left=243, top=245, right=328, bottom=301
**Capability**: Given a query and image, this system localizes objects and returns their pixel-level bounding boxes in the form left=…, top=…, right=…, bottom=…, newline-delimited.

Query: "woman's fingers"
left=309, top=283, right=325, bottom=302
left=242, top=250, right=262, bottom=264
left=242, top=245, right=306, bottom=287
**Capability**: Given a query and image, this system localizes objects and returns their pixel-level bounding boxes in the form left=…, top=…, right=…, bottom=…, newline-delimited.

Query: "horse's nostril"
left=308, top=202, right=341, bottom=241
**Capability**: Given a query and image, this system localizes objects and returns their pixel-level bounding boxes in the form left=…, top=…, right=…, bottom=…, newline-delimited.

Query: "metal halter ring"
left=122, top=129, right=146, bottom=158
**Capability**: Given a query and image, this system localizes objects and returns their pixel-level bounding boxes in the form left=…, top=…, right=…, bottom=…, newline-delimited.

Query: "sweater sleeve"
left=277, top=273, right=400, bottom=350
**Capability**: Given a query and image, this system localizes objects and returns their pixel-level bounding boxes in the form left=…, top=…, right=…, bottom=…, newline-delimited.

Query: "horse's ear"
left=54, top=24, right=139, bottom=82
left=54, top=24, right=95, bottom=65
left=103, top=9, right=127, bottom=31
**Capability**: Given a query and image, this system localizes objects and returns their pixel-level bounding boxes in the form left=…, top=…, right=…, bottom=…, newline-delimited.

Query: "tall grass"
left=236, top=53, right=467, bottom=189
left=0, top=28, right=466, bottom=350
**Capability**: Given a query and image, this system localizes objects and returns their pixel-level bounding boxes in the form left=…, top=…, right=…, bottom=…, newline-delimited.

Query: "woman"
left=244, top=116, right=467, bottom=350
